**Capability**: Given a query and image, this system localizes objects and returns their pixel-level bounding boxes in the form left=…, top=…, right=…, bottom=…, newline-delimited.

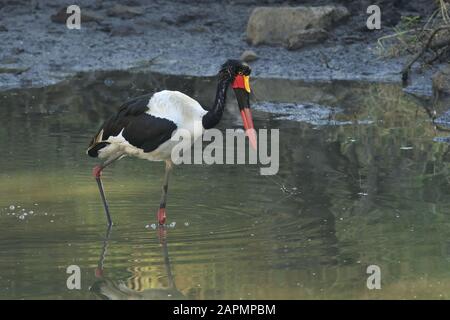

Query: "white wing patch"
left=146, top=90, right=207, bottom=127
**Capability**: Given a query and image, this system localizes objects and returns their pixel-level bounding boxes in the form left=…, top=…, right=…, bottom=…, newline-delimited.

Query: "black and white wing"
left=87, top=95, right=177, bottom=157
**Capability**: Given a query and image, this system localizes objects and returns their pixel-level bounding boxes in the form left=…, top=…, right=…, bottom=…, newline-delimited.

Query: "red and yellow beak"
left=232, top=75, right=257, bottom=150
left=232, top=74, right=251, bottom=93
left=240, top=108, right=257, bottom=150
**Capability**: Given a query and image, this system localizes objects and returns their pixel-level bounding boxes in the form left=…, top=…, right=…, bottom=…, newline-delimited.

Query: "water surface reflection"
left=91, top=226, right=185, bottom=300
left=0, top=71, right=450, bottom=299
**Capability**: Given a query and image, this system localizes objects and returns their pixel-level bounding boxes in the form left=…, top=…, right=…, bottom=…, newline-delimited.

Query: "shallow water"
left=1, top=71, right=450, bottom=300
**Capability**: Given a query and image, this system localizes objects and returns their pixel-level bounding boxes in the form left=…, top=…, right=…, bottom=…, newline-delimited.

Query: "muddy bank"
left=0, top=0, right=440, bottom=98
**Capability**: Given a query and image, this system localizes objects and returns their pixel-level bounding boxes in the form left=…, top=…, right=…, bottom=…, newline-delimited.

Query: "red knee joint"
left=95, top=267, right=104, bottom=278
left=157, top=208, right=166, bottom=225
left=93, top=165, right=103, bottom=178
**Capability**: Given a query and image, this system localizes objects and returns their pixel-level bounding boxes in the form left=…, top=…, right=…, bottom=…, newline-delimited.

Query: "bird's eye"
left=238, top=71, right=243, bottom=75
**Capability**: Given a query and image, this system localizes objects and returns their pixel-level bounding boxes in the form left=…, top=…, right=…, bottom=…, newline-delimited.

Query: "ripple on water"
left=253, top=101, right=374, bottom=125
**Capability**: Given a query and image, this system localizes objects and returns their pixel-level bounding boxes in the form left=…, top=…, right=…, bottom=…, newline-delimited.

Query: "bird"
left=86, top=59, right=257, bottom=226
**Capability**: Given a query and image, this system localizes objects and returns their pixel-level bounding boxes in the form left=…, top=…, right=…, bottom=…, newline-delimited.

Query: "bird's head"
left=219, top=59, right=256, bottom=149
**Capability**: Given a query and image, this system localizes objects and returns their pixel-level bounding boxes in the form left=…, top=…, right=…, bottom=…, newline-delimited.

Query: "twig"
left=401, top=25, right=450, bottom=83
left=425, top=47, right=448, bottom=65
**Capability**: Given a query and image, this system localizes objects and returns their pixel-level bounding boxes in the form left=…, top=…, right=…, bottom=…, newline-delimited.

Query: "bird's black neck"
left=202, top=75, right=232, bottom=129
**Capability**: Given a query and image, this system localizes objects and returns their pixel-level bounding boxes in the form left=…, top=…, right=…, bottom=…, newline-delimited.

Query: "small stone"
left=240, top=50, right=259, bottom=63
left=107, top=4, right=144, bottom=19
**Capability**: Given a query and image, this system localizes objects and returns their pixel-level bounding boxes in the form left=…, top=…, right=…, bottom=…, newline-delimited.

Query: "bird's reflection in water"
left=90, top=226, right=185, bottom=300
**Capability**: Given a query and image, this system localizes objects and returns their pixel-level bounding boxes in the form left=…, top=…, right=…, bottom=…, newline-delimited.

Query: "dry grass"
left=377, top=0, right=450, bottom=74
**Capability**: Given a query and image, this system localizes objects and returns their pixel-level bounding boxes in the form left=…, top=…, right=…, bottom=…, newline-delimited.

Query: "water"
left=1, top=71, right=450, bottom=299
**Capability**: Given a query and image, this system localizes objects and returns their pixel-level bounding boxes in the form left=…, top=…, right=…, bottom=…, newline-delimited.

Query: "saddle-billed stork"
left=87, top=60, right=256, bottom=226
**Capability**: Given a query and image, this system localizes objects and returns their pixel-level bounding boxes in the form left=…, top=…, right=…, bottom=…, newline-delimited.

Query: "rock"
left=51, top=8, right=102, bottom=24
left=240, top=50, right=259, bottom=62
left=433, top=65, right=450, bottom=99
left=0, top=25, right=8, bottom=32
left=287, top=29, right=328, bottom=50
left=246, top=6, right=349, bottom=48
left=107, top=4, right=143, bottom=19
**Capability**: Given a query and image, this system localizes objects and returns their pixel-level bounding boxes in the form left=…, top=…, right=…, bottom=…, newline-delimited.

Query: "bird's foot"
left=157, top=208, right=166, bottom=225
left=92, top=165, right=103, bottom=178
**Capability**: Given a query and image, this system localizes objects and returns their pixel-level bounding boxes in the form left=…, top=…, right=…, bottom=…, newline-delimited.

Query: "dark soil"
left=0, top=0, right=441, bottom=98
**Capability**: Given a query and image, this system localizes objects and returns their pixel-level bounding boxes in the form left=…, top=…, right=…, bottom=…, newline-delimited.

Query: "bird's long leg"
left=95, top=224, right=112, bottom=278
left=157, top=160, right=173, bottom=225
left=158, top=227, right=176, bottom=289
left=93, top=156, right=121, bottom=226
